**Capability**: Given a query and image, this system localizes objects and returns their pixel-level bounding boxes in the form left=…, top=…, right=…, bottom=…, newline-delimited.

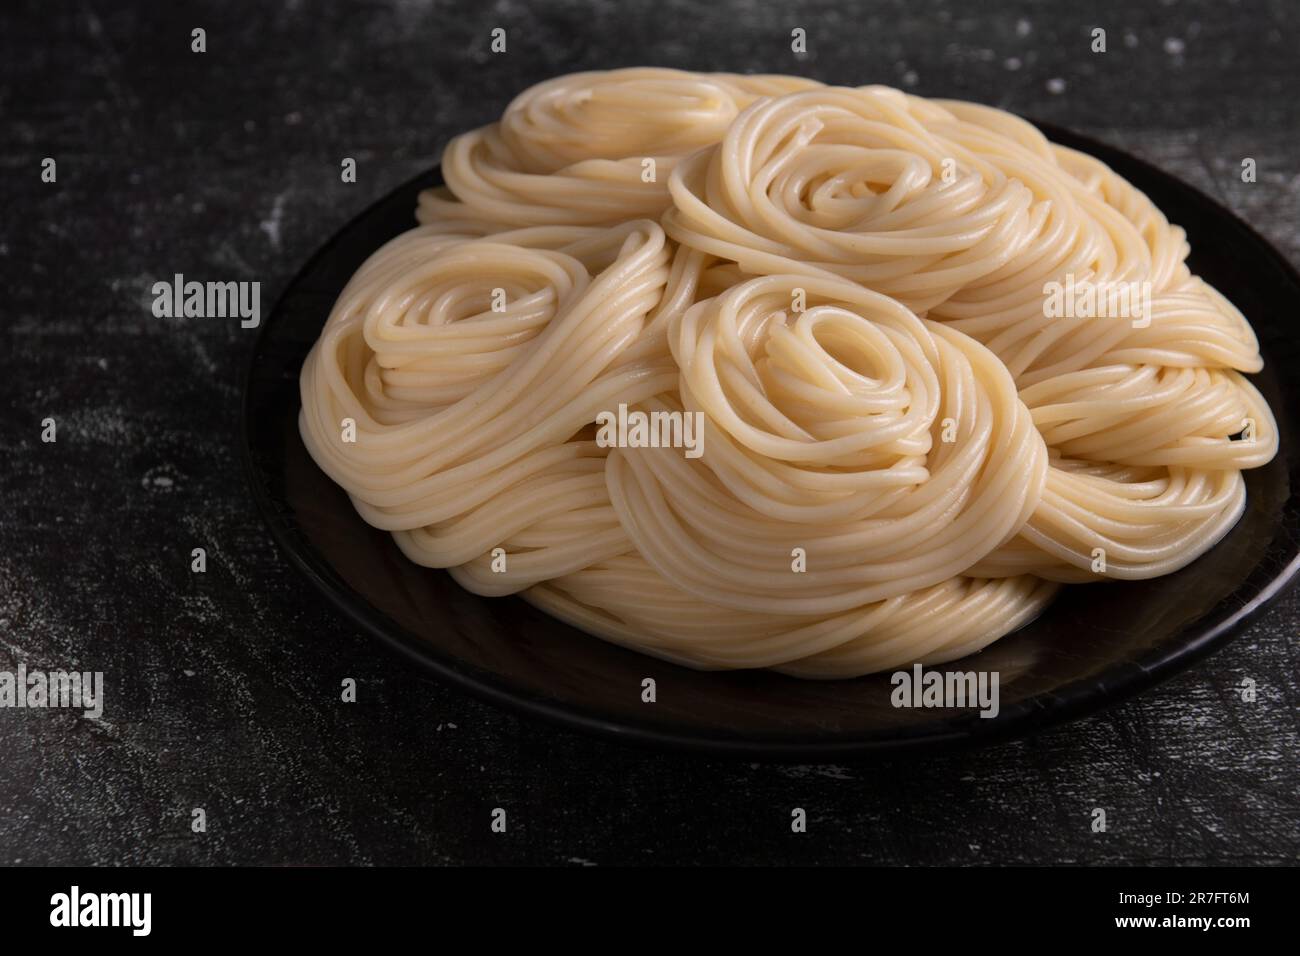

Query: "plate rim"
left=240, top=121, right=1300, bottom=758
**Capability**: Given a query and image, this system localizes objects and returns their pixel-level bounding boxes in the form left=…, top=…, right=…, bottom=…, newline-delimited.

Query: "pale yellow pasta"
left=299, top=71, right=1278, bottom=678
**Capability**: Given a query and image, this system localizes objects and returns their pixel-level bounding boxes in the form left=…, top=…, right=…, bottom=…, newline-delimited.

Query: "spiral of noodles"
left=420, top=68, right=822, bottom=227
left=300, top=70, right=1278, bottom=677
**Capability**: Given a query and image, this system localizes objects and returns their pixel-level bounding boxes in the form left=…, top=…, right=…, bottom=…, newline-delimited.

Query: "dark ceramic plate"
left=241, top=123, right=1300, bottom=756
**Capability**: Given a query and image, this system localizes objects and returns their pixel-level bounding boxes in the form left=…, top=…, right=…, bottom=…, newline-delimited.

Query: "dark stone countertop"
left=1, top=0, right=1297, bottom=865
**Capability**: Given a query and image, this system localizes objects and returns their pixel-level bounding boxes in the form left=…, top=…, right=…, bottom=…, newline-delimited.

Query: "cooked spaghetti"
left=299, top=68, right=1277, bottom=677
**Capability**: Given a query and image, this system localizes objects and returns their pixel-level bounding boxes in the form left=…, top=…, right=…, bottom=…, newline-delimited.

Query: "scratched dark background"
left=1, top=0, right=1297, bottom=866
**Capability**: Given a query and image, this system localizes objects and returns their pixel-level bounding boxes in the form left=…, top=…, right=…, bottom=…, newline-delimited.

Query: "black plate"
left=241, top=123, right=1300, bottom=756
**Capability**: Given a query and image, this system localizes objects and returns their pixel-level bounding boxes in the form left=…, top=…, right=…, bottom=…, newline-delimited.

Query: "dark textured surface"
left=1, top=0, right=1297, bottom=865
